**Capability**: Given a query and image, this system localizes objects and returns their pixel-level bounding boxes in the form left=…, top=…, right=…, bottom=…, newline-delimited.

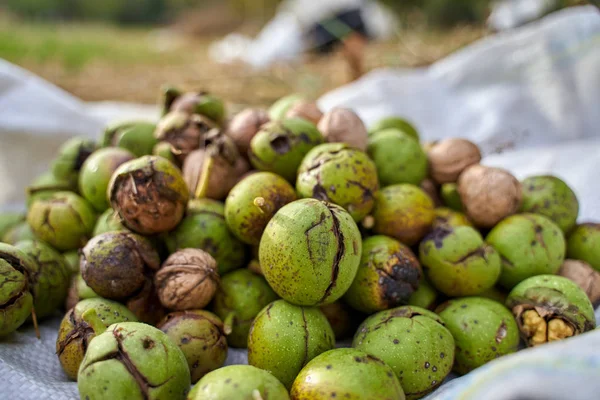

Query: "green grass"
left=0, top=21, right=182, bottom=71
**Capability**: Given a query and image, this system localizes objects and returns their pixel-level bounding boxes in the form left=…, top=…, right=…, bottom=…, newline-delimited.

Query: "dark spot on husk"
left=270, top=135, right=292, bottom=155
left=423, top=227, right=453, bottom=249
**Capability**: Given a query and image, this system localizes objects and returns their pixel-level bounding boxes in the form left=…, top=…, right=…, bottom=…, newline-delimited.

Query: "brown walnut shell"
left=428, top=138, right=482, bottom=184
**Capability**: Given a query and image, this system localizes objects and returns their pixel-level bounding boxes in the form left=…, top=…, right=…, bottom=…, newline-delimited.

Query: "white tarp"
left=1, top=6, right=600, bottom=400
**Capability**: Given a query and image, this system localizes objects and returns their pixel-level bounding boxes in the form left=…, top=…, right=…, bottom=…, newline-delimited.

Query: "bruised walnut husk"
left=285, top=101, right=323, bottom=125
left=506, top=275, right=596, bottom=347
left=155, top=111, right=216, bottom=164
left=226, top=108, right=270, bottom=156
left=344, top=235, right=421, bottom=314
left=108, top=155, right=189, bottom=235
left=427, top=138, right=481, bottom=184
left=458, top=165, right=522, bottom=228
left=158, top=310, right=228, bottom=383
left=558, top=260, right=600, bottom=307
left=80, top=232, right=160, bottom=300
left=317, top=107, right=368, bottom=151
left=155, top=249, right=219, bottom=311
left=183, top=131, right=241, bottom=200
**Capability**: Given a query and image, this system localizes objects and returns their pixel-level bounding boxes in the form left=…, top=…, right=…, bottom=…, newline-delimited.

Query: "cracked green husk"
left=259, top=199, right=362, bottom=306
left=26, top=171, right=76, bottom=207
left=162, top=87, right=226, bottom=124
left=419, top=226, right=501, bottom=297
left=51, top=137, right=97, bottom=185
left=78, top=322, right=190, bottom=400
left=15, top=240, right=71, bottom=319
left=27, top=191, right=96, bottom=251
left=93, top=208, right=128, bottom=236
left=249, top=118, right=324, bottom=182
left=56, top=298, right=137, bottom=380
left=296, top=143, right=379, bottom=222
left=0, top=243, right=34, bottom=336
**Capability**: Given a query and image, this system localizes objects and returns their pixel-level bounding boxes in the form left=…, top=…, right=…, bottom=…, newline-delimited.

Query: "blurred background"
left=0, top=0, right=588, bottom=107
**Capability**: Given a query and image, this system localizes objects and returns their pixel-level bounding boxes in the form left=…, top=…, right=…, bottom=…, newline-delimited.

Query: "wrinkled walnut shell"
left=317, top=107, right=368, bottom=151
left=226, top=108, right=270, bottom=156
left=285, top=101, right=323, bottom=125
left=558, top=260, right=600, bottom=307
left=155, top=249, right=219, bottom=310
left=458, top=165, right=522, bottom=228
left=428, top=138, right=482, bottom=184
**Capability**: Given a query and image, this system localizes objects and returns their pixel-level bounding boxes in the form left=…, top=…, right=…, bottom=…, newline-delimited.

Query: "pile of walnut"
left=1, top=89, right=599, bottom=400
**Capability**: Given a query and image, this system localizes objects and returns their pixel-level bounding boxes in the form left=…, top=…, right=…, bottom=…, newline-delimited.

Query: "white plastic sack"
left=488, top=0, right=560, bottom=31
left=319, top=6, right=600, bottom=156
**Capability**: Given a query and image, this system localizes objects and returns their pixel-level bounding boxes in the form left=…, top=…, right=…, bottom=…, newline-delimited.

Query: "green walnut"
left=78, top=322, right=190, bottom=400
left=296, top=143, right=379, bottom=222
left=166, top=199, right=246, bottom=274
left=432, top=207, right=472, bottom=229
left=0, top=212, right=25, bottom=238
left=211, top=269, right=278, bottom=348
left=0, top=244, right=34, bottom=336
left=158, top=310, right=227, bottom=383
left=108, top=155, right=189, bottom=235
left=81, top=231, right=160, bottom=299
left=367, top=129, right=428, bottom=186
left=56, top=298, right=137, bottom=380
left=437, top=297, right=520, bottom=374
left=291, top=348, right=405, bottom=400
left=79, top=147, right=135, bottom=212
left=27, top=191, right=96, bottom=251
left=93, top=208, right=128, bottom=236
left=506, top=275, right=595, bottom=347
left=268, top=94, right=305, bottom=120
left=63, top=250, right=80, bottom=274
left=188, top=365, right=290, bottom=400
left=419, top=226, right=501, bottom=297
left=162, top=87, right=226, bottom=124
left=371, top=184, right=435, bottom=246
left=368, top=116, right=419, bottom=141
left=440, top=183, right=463, bottom=211
left=51, top=137, right=97, bottom=185
left=102, top=121, right=158, bottom=157
left=260, top=199, right=362, bottom=306
left=567, top=223, right=600, bottom=271
left=487, top=213, right=566, bottom=289
left=248, top=299, right=335, bottom=389
left=26, top=171, right=76, bottom=207
left=344, top=235, right=421, bottom=313
left=249, top=118, right=324, bottom=181
left=15, top=240, right=71, bottom=319
left=353, top=306, right=454, bottom=400
left=225, top=171, right=297, bottom=245
left=520, top=175, right=579, bottom=233
left=408, top=277, right=438, bottom=310
left=2, top=221, right=36, bottom=245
